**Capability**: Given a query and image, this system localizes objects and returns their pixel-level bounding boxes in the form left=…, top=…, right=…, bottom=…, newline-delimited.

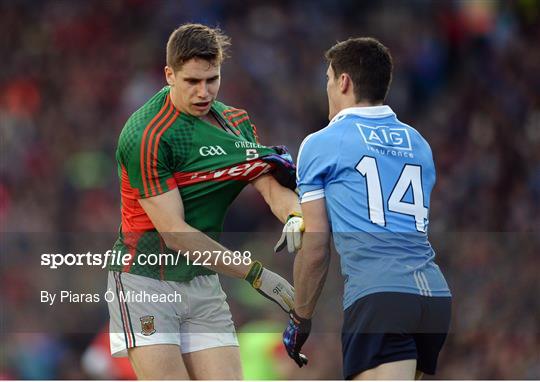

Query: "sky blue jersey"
left=297, top=105, right=451, bottom=309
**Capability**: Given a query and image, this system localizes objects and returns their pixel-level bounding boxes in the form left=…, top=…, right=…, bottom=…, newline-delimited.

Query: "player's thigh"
left=178, top=275, right=241, bottom=379
left=414, top=296, right=451, bottom=375
left=342, top=293, right=420, bottom=379
left=182, top=345, right=242, bottom=380
left=107, top=271, right=184, bottom=358
left=353, top=359, right=417, bottom=380
left=128, top=344, right=189, bottom=380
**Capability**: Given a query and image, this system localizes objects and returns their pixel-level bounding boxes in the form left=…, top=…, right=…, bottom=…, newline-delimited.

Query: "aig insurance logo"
left=357, top=123, right=412, bottom=151
left=199, top=145, right=227, bottom=156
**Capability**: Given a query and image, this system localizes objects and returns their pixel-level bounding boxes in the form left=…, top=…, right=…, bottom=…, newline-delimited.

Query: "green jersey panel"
left=111, top=86, right=276, bottom=281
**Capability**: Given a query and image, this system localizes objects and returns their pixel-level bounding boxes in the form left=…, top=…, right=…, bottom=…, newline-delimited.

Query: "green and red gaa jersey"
left=110, top=86, right=277, bottom=281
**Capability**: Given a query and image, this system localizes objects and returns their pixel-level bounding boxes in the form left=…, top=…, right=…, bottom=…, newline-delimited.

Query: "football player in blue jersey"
left=281, top=37, right=452, bottom=379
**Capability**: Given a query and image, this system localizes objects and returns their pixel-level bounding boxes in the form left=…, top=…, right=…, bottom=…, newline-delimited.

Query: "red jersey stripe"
left=251, top=123, right=260, bottom=143
left=151, top=110, right=179, bottom=194
left=233, top=115, right=250, bottom=127
left=145, top=99, right=174, bottom=196
left=226, top=110, right=247, bottom=120
left=173, top=159, right=271, bottom=187
left=140, top=95, right=170, bottom=196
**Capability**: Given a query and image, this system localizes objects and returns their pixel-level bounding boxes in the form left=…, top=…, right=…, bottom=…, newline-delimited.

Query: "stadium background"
left=1, top=0, right=539, bottom=379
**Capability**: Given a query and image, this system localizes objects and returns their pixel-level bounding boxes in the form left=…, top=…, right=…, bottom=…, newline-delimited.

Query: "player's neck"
left=338, top=94, right=382, bottom=112
left=336, top=101, right=382, bottom=116
left=353, top=100, right=383, bottom=108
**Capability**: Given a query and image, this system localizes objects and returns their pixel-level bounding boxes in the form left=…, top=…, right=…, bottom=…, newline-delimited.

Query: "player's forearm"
left=253, top=174, right=300, bottom=223
left=161, top=225, right=250, bottom=279
left=265, top=183, right=301, bottom=223
left=293, top=241, right=331, bottom=319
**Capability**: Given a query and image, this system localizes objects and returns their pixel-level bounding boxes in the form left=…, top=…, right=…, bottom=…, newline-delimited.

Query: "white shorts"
left=107, top=271, right=238, bottom=357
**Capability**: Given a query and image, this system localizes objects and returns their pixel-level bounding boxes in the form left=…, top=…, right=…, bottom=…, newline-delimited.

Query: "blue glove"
left=260, top=145, right=297, bottom=190
left=283, top=310, right=311, bottom=367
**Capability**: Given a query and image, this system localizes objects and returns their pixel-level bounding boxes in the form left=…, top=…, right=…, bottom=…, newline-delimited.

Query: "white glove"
left=274, top=213, right=304, bottom=253
left=245, top=261, right=294, bottom=312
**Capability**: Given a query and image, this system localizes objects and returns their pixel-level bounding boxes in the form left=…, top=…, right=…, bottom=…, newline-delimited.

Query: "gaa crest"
left=140, top=315, right=156, bottom=336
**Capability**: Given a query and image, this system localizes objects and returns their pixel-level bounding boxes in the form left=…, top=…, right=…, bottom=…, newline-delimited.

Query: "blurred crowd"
left=1, top=0, right=539, bottom=379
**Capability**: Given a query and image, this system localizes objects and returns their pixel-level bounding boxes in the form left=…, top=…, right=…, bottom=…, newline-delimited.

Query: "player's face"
left=326, top=64, right=339, bottom=121
left=166, top=58, right=221, bottom=116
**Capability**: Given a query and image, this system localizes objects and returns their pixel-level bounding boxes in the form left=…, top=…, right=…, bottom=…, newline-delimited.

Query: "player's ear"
left=339, top=73, right=350, bottom=94
left=165, top=66, right=175, bottom=87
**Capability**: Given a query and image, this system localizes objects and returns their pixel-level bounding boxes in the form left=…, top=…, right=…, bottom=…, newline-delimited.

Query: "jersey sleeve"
left=117, top=124, right=176, bottom=199
left=297, top=132, right=335, bottom=203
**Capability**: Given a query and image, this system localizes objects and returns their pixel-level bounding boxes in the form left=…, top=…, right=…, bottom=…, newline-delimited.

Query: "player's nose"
left=197, top=82, right=209, bottom=99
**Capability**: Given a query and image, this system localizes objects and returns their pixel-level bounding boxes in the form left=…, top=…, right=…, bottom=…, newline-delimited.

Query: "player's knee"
left=182, top=346, right=243, bottom=380
left=128, top=345, right=188, bottom=380
left=130, top=360, right=187, bottom=380
left=134, top=369, right=187, bottom=380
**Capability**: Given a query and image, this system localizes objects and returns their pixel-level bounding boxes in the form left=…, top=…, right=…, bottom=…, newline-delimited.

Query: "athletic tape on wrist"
left=245, top=260, right=263, bottom=287
left=287, top=212, right=303, bottom=220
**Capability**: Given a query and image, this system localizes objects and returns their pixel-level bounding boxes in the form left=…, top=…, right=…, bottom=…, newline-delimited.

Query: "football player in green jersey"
left=107, top=23, right=303, bottom=379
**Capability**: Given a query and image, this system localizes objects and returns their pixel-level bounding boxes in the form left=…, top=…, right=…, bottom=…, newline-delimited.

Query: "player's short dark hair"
left=325, top=37, right=393, bottom=103
left=166, top=23, right=231, bottom=71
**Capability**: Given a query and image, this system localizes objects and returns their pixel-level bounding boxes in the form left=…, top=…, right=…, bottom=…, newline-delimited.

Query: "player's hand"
left=283, top=310, right=311, bottom=367
left=274, top=212, right=304, bottom=253
left=245, top=261, right=294, bottom=312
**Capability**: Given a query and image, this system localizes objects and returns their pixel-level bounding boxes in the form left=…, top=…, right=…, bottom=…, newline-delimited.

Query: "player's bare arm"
left=138, top=187, right=251, bottom=278
left=251, top=174, right=300, bottom=223
left=138, top=187, right=294, bottom=312
left=281, top=197, right=331, bottom=367
left=292, top=198, right=331, bottom=319
left=252, top=174, right=305, bottom=253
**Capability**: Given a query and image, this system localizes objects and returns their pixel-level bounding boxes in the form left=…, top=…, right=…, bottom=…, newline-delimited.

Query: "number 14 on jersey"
left=356, top=156, right=428, bottom=232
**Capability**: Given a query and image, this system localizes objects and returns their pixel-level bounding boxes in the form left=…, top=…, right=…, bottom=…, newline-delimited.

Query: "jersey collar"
left=330, top=105, right=395, bottom=124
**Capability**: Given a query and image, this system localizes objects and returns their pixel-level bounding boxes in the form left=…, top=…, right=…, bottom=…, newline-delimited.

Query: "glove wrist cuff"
left=291, top=309, right=312, bottom=325
left=244, top=260, right=263, bottom=287
left=287, top=212, right=303, bottom=220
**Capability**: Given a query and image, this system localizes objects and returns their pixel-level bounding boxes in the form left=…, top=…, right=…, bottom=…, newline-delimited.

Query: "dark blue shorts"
left=341, top=292, right=451, bottom=379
